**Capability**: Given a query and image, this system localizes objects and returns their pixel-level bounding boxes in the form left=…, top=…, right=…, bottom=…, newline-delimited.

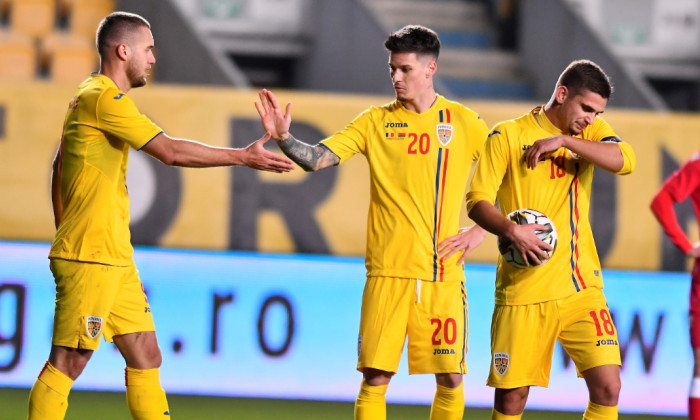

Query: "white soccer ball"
left=497, top=208, right=558, bottom=268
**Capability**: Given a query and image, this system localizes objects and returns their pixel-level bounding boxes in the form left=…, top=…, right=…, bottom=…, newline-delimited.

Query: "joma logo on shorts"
left=385, top=122, right=408, bottom=128
left=433, top=348, right=456, bottom=355
left=595, top=339, right=618, bottom=346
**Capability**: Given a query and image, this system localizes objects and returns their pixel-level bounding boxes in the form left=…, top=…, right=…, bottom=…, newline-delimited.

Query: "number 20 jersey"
left=321, top=95, right=489, bottom=283
left=466, top=106, right=636, bottom=305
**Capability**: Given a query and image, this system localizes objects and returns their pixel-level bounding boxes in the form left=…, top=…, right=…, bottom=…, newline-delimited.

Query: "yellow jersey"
left=49, top=74, right=163, bottom=266
left=322, top=95, right=488, bottom=282
left=466, top=106, right=636, bottom=305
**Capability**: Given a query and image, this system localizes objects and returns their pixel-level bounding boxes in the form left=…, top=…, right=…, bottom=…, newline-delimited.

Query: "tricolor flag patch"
left=385, top=132, right=407, bottom=140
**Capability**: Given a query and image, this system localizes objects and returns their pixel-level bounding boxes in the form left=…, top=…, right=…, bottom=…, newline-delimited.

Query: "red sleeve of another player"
left=650, top=155, right=700, bottom=254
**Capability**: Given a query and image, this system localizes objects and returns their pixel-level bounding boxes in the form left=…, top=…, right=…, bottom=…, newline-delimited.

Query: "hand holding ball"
left=497, top=208, right=558, bottom=268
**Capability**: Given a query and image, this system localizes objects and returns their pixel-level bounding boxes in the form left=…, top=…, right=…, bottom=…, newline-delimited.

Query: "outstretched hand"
left=241, top=132, right=295, bottom=173
left=255, top=89, right=292, bottom=141
left=438, top=225, right=487, bottom=265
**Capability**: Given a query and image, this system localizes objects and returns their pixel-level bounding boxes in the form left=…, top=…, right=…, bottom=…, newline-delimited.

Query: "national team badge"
left=86, top=316, right=103, bottom=339
left=436, top=124, right=453, bottom=146
left=493, top=352, right=509, bottom=375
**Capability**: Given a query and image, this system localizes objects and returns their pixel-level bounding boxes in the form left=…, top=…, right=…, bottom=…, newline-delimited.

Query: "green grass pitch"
left=1, top=387, right=683, bottom=419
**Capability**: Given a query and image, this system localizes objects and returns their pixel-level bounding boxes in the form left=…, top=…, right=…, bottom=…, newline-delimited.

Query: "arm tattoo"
left=278, top=134, right=340, bottom=172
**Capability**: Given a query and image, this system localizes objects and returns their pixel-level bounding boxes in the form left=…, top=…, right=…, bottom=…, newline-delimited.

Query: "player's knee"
left=494, top=387, right=529, bottom=415
left=363, top=368, right=393, bottom=386
left=591, top=378, right=621, bottom=406
left=435, top=373, right=463, bottom=388
left=150, top=353, right=163, bottom=369
left=143, top=345, right=163, bottom=369
left=49, top=347, right=93, bottom=380
left=63, top=357, right=89, bottom=379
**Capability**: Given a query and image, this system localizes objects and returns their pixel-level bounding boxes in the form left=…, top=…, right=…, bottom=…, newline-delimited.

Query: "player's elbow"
left=143, top=137, right=179, bottom=166
left=649, top=190, right=668, bottom=218
left=156, top=151, right=177, bottom=166
left=299, top=162, right=319, bottom=172
left=141, top=133, right=192, bottom=166
left=614, top=143, right=636, bottom=175
left=617, top=157, right=635, bottom=175
left=149, top=148, right=181, bottom=166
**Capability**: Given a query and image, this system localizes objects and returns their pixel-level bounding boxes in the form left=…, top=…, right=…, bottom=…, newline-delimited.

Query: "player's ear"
left=116, top=43, right=129, bottom=61
left=426, top=60, right=437, bottom=78
left=554, top=85, right=568, bottom=104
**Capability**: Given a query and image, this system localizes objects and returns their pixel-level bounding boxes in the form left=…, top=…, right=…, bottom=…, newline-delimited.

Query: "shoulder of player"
left=580, top=116, right=618, bottom=141
left=690, top=151, right=700, bottom=164
left=488, top=118, right=521, bottom=138
left=592, top=114, right=613, bottom=128
left=94, top=85, right=136, bottom=114
left=354, top=102, right=391, bottom=121
left=680, top=151, right=700, bottom=173
left=437, top=96, right=483, bottom=119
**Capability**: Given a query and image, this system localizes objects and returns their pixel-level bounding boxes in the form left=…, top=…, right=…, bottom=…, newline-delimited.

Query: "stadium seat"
left=61, top=0, right=114, bottom=39
left=0, top=30, right=37, bottom=80
left=42, top=32, right=96, bottom=82
left=9, top=0, right=55, bottom=39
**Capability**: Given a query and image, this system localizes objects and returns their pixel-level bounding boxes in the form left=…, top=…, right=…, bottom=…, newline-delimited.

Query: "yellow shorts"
left=50, top=258, right=155, bottom=351
left=357, top=276, right=468, bottom=375
left=488, top=287, right=621, bottom=389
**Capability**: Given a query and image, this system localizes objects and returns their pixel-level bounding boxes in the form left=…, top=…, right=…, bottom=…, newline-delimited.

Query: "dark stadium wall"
left=293, top=0, right=396, bottom=96
left=115, top=0, right=244, bottom=86
left=519, top=0, right=666, bottom=111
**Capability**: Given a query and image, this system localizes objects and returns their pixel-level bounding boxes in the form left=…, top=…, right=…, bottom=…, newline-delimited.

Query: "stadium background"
left=1, top=0, right=700, bottom=418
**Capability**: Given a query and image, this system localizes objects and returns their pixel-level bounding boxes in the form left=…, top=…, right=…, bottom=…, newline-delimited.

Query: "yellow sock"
left=27, top=361, right=73, bottom=420
left=125, top=367, right=170, bottom=419
left=492, top=408, right=522, bottom=420
left=430, top=382, right=464, bottom=420
left=583, top=401, right=618, bottom=420
left=354, top=378, right=388, bottom=420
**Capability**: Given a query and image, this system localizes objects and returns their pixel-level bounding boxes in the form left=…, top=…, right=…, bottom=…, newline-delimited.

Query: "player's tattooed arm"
left=278, top=134, right=339, bottom=172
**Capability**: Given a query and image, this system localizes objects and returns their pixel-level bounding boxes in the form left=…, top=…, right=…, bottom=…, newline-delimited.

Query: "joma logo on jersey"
left=522, top=144, right=532, bottom=151
left=596, top=339, right=619, bottom=347
left=385, top=122, right=408, bottom=128
left=433, top=348, right=456, bottom=355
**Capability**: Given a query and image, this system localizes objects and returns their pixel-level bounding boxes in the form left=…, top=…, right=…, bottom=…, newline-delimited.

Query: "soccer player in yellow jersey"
left=27, top=12, right=294, bottom=420
left=464, top=60, right=636, bottom=420
left=255, top=25, right=489, bottom=420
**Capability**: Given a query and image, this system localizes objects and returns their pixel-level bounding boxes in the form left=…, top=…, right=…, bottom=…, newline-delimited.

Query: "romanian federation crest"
left=493, top=352, right=509, bottom=375
left=86, top=316, right=103, bottom=339
left=436, top=124, right=453, bottom=146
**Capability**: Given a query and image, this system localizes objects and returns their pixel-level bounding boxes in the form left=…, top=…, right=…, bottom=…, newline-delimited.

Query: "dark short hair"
left=96, top=12, right=151, bottom=57
left=556, top=59, right=613, bottom=99
left=384, top=25, right=440, bottom=60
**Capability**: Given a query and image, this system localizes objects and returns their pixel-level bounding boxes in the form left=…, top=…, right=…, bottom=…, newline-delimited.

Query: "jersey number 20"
left=431, top=317, right=457, bottom=345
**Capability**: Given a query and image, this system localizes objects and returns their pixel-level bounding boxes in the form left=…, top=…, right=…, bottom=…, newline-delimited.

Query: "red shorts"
left=691, top=259, right=700, bottom=348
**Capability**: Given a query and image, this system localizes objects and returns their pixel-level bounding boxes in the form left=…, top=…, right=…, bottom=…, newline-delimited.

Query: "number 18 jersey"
left=466, top=106, right=636, bottom=305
